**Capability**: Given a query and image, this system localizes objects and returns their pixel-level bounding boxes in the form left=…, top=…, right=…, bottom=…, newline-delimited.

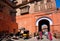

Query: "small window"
left=36, top=0, right=42, bottom=1
left=10, top=10, right=16, bottom=22
left=10, top=10, right=16, bottom=16
left=29, top=0, right=34, bottom=2
left=10, top=0, right=13, bottom=2
left=40, top=0, right=44, bottom=4
left=22, top=0, right=28, bottom=4
left=47, top=0, right=51, bottom=2
left=20, top=5, right=30, bottom=15
left=0, top=4, right=4, bottom=12
left=57, top=8, right=59, bottom=10
left=10, top=0, right=16, bottom=2
left=34, top=2, right=38, bottom=12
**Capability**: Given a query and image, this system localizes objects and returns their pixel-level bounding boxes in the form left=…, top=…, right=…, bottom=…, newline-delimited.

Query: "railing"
left=34, top=2, right=53, bottom=12
left=46, top=2, right=52, bottom=10
left=19, top=0, right=39, bottom=5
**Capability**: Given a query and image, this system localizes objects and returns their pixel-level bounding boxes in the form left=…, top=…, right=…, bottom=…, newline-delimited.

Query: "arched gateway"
left=36, top=17, right=53, bottom=32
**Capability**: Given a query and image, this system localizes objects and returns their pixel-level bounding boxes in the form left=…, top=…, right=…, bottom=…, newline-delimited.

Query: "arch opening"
left=38, top=19, right=50, bottom=32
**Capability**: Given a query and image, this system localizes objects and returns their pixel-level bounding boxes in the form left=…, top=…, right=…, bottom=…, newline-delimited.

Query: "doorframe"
left=38, top=19, right=50, bottom=32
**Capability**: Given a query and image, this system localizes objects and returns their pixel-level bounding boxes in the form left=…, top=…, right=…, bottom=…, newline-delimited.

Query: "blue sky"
left=56, top=0, right=60, bottom=8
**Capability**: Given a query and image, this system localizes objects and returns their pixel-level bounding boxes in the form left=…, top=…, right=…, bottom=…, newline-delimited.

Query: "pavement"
left=2, top=36, right=60, bottom=41
left=14, top=36, right=60, bottom=41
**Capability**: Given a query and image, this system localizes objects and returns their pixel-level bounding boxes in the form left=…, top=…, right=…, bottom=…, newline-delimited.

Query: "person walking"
left=39, top=31, right=43, bottom=39
left=48, top=32, right=52, bottom=41
left=44, top=31, right=48, bottom=39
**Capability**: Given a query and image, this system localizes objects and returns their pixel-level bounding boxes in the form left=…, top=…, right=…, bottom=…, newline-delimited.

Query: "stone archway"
left=36, top=17, right=53, bottom=32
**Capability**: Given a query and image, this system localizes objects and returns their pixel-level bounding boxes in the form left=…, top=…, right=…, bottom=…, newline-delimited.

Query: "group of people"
left=37, top=25, right=53, bottom=41
left=39, top=31, right=52, bottom=41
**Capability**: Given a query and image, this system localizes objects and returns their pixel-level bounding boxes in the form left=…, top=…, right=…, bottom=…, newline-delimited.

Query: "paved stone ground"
left=14, top=38, right=60, bottom=41
left=2, top=36, right=60, bottom=41
left=14, top=36, right=60, bottom=41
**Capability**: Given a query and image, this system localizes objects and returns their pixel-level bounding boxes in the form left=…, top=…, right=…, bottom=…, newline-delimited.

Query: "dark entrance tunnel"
left=38, top=19, right=50, bottom=32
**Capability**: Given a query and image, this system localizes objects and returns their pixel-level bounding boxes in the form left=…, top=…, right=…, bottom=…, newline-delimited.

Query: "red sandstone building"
left=16, top=0, right=60, bottom=35
left=0, top=0, right=60, bottom=36
left=0, top=0, right=18, bottom=34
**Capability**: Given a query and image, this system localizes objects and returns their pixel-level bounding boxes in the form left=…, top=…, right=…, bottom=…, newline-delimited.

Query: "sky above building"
left=56, top=0, right=60, bottom=8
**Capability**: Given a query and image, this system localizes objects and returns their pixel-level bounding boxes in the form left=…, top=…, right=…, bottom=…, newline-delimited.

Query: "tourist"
left=39, top=31, right=43, bottom=39
left=48, top=32, right=52, bottom=41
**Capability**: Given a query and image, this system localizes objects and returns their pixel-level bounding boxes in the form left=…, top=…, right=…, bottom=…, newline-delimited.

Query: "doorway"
left=38, top=19, right=50, bottom=32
